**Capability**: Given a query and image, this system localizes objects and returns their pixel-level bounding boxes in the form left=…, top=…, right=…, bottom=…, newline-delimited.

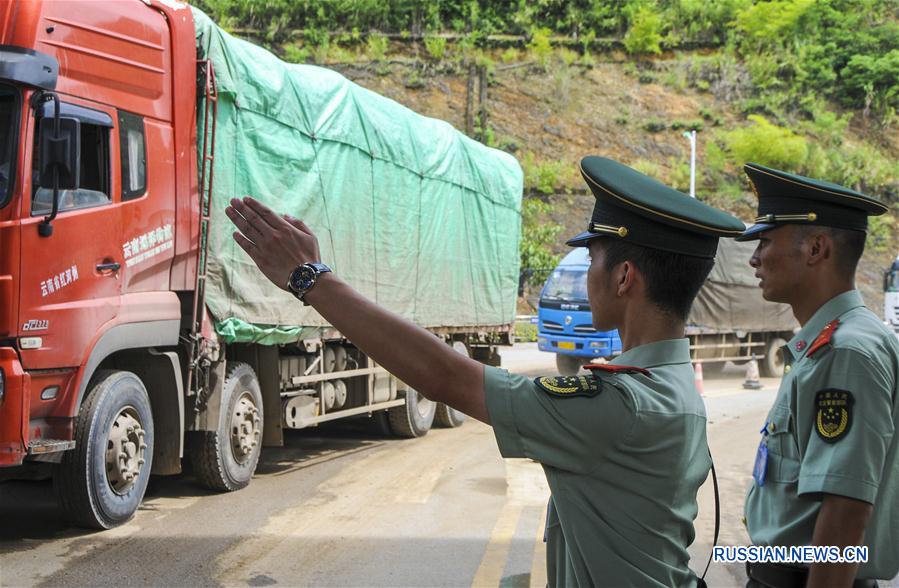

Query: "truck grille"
left=573, top=324, right=596, bottom=334
left=542, top=320, right=564, bottom=331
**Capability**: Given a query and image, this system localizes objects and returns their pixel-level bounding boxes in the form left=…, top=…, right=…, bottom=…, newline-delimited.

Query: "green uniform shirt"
left=485, top=339, right=711, bottom=587
left=745, top=290, right=899, bottom=579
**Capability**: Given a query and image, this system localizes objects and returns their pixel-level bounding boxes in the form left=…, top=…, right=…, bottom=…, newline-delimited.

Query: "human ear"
left=616, top=261, right=635, bottom=296
left=807, top=232, right=831, bottom=266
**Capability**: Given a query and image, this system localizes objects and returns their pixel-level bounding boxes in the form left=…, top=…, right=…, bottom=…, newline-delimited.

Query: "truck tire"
left=555, top=354, right=582, bottom=376
left=388, top=388, right=435, bottom=438
left=54, top=370, right=154, bottom=529
left=435, top=341, right=468, bottom=428
left=760, top=337, right=789, bottom=378
left=189, top=362, right=263, bottom=492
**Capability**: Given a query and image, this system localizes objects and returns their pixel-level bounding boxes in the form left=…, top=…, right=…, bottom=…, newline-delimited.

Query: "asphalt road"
left=0, top=344, right=893, bottom=587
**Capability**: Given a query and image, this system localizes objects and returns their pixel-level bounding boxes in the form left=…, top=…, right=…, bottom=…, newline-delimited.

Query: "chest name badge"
left=814, top=389, right=854, bottom=443
left=534, top=375, right=601, bottom=398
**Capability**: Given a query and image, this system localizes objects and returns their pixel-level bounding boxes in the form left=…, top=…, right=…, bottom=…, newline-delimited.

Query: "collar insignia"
left=795, top=340, right=807, bottom=352
left=534, top=375, right=601, bottom=398
left=814, top=389, right=853, bottom=443
left=806, top=319, right=840, bottom=358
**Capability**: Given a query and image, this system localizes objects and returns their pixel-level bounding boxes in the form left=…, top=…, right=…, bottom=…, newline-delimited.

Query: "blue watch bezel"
left=287, top=263, right=331, bottom=302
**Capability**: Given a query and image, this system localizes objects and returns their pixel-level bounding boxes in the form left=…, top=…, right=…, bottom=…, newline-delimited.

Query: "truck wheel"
left=760, top=337, right=788, bottom=378
left=388, top=388, right=435, bottom=438
left=189, top=362, right=263, bottom=492
left=435, top=341, right=468, bottom=428
left=555, top=354, right=582, bottom=376
left=54, top=370, right=154, bottom=529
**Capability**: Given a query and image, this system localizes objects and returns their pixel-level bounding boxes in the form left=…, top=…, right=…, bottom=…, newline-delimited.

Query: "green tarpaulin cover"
left=192, top=9, right=523, bottom=344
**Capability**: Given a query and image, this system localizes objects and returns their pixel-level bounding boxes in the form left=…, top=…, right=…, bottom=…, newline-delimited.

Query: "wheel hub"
left=105, top=407, right=147, bottom=495
left=415, top=391, right=433, bottom=419
left=231, top=392, right=261, bottom=464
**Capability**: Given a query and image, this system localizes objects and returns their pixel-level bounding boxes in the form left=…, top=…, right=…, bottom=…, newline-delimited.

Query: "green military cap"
left=736, top=162, right=888, bottom=241
left=566, top=156, right=745, bottom=258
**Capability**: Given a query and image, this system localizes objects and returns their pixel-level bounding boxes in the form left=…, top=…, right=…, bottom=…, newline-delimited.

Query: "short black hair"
left=794, top=225, right=866, bottom=274
left=597, top=238, right=715, bottom=321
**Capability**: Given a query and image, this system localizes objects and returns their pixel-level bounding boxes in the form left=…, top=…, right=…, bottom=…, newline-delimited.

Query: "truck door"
left=17, top=99, right=122, bottom=370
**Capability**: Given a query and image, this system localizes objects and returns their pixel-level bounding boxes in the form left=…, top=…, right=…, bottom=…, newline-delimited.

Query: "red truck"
left=0, top=1, right=522, bottom=529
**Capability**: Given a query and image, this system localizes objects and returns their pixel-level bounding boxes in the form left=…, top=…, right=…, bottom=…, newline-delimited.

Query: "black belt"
left=746, top=562, right=878, bottom=588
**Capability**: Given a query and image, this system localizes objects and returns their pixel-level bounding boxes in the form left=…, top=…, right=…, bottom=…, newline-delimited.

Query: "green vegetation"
left=520, top=198, right=562, bottom=275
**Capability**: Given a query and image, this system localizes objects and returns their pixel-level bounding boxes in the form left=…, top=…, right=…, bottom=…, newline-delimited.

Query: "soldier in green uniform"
left=224, top=156, right=745, bottom=586
left=737, top=163, right=899, bottom=587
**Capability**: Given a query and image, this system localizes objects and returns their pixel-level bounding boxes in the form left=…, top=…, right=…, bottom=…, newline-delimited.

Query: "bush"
left=500, top=47, right=521, bottom=64
left=423, top=36, right=448, bottom=61
left=367, top=34, right=389, bottom=62
left=724, top=115, right=809, bottom=170
left=283, top=43, right=309, bottom=63
left=527, top=27, right=553, bottom=70
left=522, top=153, right=572, bottom=195
left=624, top=4, right=663, bottom=55
left=520, top=198, right=563, bottom=275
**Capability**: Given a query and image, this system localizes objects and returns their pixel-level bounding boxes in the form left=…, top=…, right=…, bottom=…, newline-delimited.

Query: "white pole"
left=683, top=131, right=697, bottom=197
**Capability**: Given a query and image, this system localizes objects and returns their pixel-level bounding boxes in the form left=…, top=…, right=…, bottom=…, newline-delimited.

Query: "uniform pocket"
left=766, top=406, right=801, bottom=483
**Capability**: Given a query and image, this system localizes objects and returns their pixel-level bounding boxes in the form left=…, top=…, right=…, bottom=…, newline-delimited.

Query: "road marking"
left=471, top=502, right=524, bottom=587
left=470, top=459, right=549, bottom=587
left=530, top=500, right=548, bottom=588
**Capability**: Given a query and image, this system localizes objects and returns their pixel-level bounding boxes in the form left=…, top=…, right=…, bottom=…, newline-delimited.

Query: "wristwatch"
left=286, top=262, right=332, bottom=305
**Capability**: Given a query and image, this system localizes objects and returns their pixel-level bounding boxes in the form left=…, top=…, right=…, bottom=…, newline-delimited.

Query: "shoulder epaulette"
left=584, top=364, right=651, bottom=376
left=807, top=319, right=840, bottom=358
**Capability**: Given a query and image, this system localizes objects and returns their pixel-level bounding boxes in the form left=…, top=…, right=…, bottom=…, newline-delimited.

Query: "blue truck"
left=537, top=240, right=798, bottom=376
left=536, top=248, right=622, bottom=375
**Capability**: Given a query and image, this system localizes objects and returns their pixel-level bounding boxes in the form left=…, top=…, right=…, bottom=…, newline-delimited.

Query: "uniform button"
left=769, top=422, right=776, bottom=432
left=784, top=365, right=791, bottom=374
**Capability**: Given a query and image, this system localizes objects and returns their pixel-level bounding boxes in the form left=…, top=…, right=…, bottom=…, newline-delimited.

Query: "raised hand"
left=225, top=196, right=322, bottom=291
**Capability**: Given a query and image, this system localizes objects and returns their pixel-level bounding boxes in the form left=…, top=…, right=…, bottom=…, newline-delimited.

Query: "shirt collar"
left=788, top=289, right=864, bottom=360
left=611, top=338, right=691, bottom=368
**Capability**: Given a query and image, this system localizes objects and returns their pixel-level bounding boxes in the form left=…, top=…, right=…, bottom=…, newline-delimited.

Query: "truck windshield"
left=887, top=270, right=899, bottom=292
left=542, top=268, right=589, bottom=302
left=0, top=84, right=20, bottom=207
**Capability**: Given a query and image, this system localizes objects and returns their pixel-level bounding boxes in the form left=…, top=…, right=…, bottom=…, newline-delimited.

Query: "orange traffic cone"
left=743, top=354, right=763, bottom=390
left=694, top=362, right=704, bottom=396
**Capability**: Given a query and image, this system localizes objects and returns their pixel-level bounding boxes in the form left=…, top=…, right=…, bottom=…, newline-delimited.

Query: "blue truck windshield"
left=887, top=270, right=899, bottom=292
left=542, top=268, right=589, bottom=302
left=0, top=84, right=19, bottom=208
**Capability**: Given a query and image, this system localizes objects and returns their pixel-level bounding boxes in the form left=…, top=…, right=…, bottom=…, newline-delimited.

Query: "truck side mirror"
left=38, top=116, right=80, bottom=190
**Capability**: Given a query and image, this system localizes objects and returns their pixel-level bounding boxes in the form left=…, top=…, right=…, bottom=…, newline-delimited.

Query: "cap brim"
left=735, top=223, right=774, bottom=242
left=566, top=230, right=599, bottom=247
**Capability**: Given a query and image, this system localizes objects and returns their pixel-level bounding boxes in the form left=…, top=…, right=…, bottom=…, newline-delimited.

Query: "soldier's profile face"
left=749, top=225, right=806, bottom=304
left=586, top=240, right=618, bottom=331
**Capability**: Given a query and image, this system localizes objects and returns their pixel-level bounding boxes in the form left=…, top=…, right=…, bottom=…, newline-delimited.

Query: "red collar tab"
left=584, top=364, right=651, bottom=376
left=807, top=319, right=840, bottom=358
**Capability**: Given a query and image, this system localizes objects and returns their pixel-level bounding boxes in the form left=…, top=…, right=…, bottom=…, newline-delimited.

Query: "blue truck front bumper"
left=537, top=332, right=615, bottom=358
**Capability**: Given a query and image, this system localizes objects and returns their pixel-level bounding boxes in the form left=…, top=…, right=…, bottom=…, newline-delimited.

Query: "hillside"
left=333, top=51, right=898, bottom=312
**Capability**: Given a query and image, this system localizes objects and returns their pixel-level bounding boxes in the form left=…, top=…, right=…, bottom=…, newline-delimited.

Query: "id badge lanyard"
left=753, top=422, right=769, bottom=487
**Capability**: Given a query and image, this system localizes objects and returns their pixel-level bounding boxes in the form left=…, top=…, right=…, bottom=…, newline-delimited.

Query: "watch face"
left=290, top=265, right=316, bottom=292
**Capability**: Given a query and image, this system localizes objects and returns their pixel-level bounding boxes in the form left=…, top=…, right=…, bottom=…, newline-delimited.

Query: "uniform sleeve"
left=483, top=365, right=637, bottom=473
left=796, top=348, right=896, bottom=503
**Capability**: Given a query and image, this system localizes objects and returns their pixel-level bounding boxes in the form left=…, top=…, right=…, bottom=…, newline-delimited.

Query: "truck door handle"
left=96, top=261, right=121, bottom=272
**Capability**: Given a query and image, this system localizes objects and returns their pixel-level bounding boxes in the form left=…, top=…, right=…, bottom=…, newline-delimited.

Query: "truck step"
left=27, top=440, right=76, bottom=463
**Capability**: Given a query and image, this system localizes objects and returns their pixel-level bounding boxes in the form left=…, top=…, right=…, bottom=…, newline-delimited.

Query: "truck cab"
left=885, top=256, right=899, bottom=334
left=536, top=248, right=621, bottom=375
